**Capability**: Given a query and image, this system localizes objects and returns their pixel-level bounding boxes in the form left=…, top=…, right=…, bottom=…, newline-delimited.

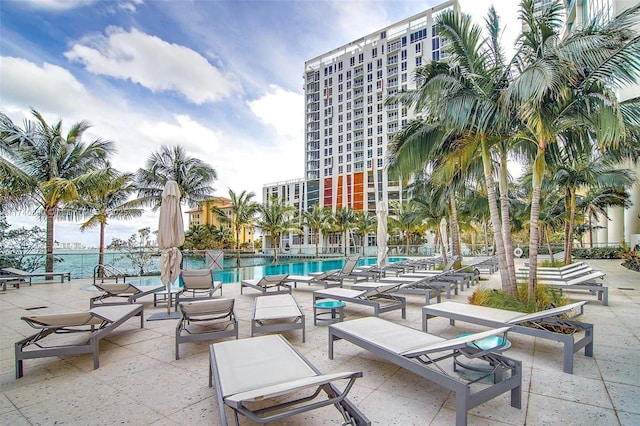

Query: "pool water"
left=130, top=257, right=406, bottom=286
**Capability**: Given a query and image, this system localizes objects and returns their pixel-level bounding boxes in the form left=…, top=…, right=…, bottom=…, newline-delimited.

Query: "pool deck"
left=1, top=258, right=639, bottom=425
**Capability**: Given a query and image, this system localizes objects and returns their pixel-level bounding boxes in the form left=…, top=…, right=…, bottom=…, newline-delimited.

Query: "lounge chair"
left=15, top=304, right=144, bottom=378
left=2, top=267, right=71, bottom=284
left=313, top=283, right=406, bottom=318
left=351, top=275, right=442, bottom=304
left=328, top=317, right=522, bottom=426
left=517, top=270, right=608, bottom=306
left=175, top=298, right=238, bottom=360
left=251, top=294, right=305, bottom=342
left=422, top=301, right=594, bottom=374
left=311, top=255, right=374, bottom=285
left=1, top=275, right=26, bottom=291
left=90, top=282, right=165, bottom=307
left=285, top=271, right=343, bottom=289
left=377, top=273, right=459, bottom=299
left=209, top=334, right=370, bottom=425
left=174, top=268, right=222, bottom=311
left=240, top=273, right=292, bottom=295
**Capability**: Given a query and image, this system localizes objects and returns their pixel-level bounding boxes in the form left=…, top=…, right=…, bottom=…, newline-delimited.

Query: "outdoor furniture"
left=314, top=299, right=346, bottom=325
left=517, top=270, right=608, bottom=306
left=2, top=267, right=71, bottom=284
left=313, top=283, right=406, bottom=319
left=251, top=294, right=305, bottom=342
left=328, top=317, right=522, bottom=426
left=174, top=268, right=222, bottom=311
left=15, top=304, right=144, bottom=378
left=311, top=255, right=373, bottom=285
left=209, top=334, right=370, bottom=425
left=175, top=298, right=238, bottom=360
left=90, top=282, right=165, bottom=307
left=351, top=277, right=442, bottom=305
left=1, top=275, right=26, bottom=291
left=240, top=273, right=292, bottom=295
left=377, top=274, right=457, bottom=299
left=285, top=271, right=344, bottom=289
left=422, top=301, right=594, bottom=374
left=153, top=286, right=181, bottom=307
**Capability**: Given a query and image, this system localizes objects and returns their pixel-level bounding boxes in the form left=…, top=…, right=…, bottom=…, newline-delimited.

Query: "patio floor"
left=1, top=258, right=639, bottom=425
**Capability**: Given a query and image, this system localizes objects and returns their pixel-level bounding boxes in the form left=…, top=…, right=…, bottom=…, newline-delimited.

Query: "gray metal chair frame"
left=90, top=282, right=165, bottom=307
left=15, top=304, right=144, bottom=378
left=422, top=301, right=594, bottom=374
left=2, top=267, right=71, bottom=284
left=240, top=273, right=292, bottom=295
left=251, top=294, right=305, bottom=342
left=209, top=335, right=370, bottom=425
left=328, top=317, right=522, bottom=426
left=175, top=298, right=238, bottom=359
left=285, top=271, right=343, bottom=289
left=313, top=284, right=407, bottom=319
left=175, top=268, right=223, bottom=311
left=351, top=277, right=442, bottom=305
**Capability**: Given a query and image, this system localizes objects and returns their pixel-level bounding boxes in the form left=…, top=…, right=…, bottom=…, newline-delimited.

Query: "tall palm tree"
left=388, top=200, right=423, bottom=256
left=506, top=0, right=640, bottom=298
left=256, top=197, right=296, bottom=263
left=136, top=145, right=216, bottom=209
left=579, top=188, right=631, bottom=248
left=0, top=109, right=114, bottom=271
left=301, top=203, right=333, bottom=258
left=353, top=210, right=376, bottom=256
left=333, top=207, right=355, bottom=257
left=63, top=168, right=145, bottom=277
left=227, top=189, right=259, bottom=265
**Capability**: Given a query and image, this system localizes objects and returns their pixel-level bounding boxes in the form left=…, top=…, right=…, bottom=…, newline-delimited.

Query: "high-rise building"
left=302, top=0, right=460, bottom=214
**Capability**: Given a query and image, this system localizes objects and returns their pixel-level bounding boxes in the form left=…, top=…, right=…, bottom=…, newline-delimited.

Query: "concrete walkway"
left=1, top=259, right=638, bottom=425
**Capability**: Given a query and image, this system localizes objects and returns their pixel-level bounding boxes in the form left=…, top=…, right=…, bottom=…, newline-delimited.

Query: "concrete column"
left=625, top=163, right=640, bottom=247
left=595, top=213, right=608, bottom=247
left=608, top=206, right=625, bottom=246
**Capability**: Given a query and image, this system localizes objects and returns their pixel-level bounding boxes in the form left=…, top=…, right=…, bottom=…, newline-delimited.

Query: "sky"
left=0, top=0, right=520, bottom=247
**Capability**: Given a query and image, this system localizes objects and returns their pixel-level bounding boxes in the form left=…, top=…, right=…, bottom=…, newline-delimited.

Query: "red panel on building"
left=324, top=177, right=333, bottom=206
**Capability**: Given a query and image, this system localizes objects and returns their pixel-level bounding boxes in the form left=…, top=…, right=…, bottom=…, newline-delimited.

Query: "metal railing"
left=93, top=264, right=127, bottom=285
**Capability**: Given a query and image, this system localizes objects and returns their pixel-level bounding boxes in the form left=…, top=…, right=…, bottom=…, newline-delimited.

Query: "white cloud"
left=140, top=114, right=222, bottom=153
left=64, top=27, right=242, bottom=104
left=248, top=85, right=303, bottom=139
left=17, top=0, right=96, bottom=11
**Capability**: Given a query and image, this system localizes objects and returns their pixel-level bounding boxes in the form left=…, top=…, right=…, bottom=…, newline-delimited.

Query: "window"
left=350, top=57, right=355, bottom=66
left=416, top=57, right=422, bottom=66
left=367, top=63, right=373, bottom=72
left=415, top=43, right=421, bottom=53
left=372, top=47, right=377, bottom=58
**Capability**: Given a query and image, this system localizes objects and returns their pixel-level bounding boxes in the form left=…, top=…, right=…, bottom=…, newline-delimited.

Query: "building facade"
left=185, top=197, right=256, bottom=247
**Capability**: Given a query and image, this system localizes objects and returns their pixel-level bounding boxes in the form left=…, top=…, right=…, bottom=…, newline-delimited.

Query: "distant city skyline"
left=1, top=0, right=520, bottom=246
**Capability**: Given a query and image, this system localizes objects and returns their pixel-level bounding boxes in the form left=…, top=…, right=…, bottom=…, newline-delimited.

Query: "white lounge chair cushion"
left=254, top=294, right=302, bottom=321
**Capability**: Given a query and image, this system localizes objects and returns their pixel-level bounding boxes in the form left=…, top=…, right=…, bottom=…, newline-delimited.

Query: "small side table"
left=153, top=286, right=182, bottom=307
left=314, top=300, right=346, bottom=325
left=453, top=333, right=512, bottom=374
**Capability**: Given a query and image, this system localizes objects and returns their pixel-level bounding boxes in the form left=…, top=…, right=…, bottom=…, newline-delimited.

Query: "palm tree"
left=136, top=145, right=216, bottom=209
left=506, top=1, right=640, bottom=298
left=353, top=210, right=376, bottom=256
left=256, top=197, right=296, bottom=263
left=63, top=168, right=145, bottom=277
left=388, top=200, right=423, bottom=256
left=227, top=189, right=259, bottom=265
left=301, top=203, right=333, bottom=258
left=0, top=109, right=114, bottom=271
left=333, top=207, right=355, bottom=256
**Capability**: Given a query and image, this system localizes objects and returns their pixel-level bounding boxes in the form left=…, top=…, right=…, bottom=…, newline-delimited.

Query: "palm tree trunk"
left=588, top=215, right=594, bottom=249
left=528, top=149, right=546, bottom=302
left=315, top=230, right=320, bottom=258
left=566, top=189, right=576, bottom=264
left=98, top=222, right=106, bottom=278
left=273, top=233, right=279, bottom=263
left=480, top=136, right=514, bottom=294
left=45, top=207, right=55, bottom=272
left=235, top=228, right=241, bottom=266
left=449, top=193, right=462, bottom=269
left=498, top=155, right=517, bottom=291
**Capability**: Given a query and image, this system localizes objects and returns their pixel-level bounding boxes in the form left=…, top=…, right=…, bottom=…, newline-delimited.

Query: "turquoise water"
left=129, top=257, right=407, bottom=286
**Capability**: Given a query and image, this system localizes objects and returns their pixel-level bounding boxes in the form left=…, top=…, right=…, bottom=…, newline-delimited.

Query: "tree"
left=107, top=227, right=155, bottom=276
left=333, top=207, right=355, bottom=257
left=0, top=214, right=54, bottom=272
left=353, top=210, right=376, bottom=256
left=63, top=168, right=145, bottom=277
left=227, top=189, right=259, bottom=265
left=135, top=145, right=216, bottom=209
left=256, top=198, right=296, bottom=263
left=0, top=109, right=114, bottom=272
left=507, top=1, right=640, bottom=299
left=388, top=200, right=423, bottom=256
left=301, top=203, right=333, bottom=258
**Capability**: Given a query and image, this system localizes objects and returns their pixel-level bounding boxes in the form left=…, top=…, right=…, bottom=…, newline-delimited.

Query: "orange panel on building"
left=353, top=172, right=364, bottom=210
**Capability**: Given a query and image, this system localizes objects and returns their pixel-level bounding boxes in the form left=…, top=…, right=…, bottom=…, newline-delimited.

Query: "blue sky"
left=1, top=0, right=519, bottom=246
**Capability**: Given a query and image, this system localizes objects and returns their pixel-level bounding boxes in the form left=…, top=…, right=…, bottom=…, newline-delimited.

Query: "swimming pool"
left=129, top=257, right=407, bottom=286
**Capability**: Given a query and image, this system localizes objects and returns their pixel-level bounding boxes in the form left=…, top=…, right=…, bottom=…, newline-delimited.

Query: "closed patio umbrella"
left=376, top=201, right=388, bottom=267
left=158, top=180, right=185, bottom=315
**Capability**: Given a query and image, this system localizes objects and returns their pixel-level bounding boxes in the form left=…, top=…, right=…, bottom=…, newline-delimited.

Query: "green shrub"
left=573, top=246, right=622, bottom=259
left=468, top=284, right=569, bottom=313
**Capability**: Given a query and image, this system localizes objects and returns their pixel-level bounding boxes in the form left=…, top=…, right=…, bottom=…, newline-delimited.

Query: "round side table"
left=314, top=299, right=346, bottom=325
left=453, top=333, right=512, bottom=373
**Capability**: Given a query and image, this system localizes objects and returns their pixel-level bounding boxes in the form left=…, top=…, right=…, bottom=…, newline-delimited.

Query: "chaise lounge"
left=15, top=304, right=144, bottom=378
left=351, top=275, right=442, bottom=305
left=422, top=301, right=594, bottom=374
left=174, top=268, right=223, bottom=311
left=313, top=283, right=406, bottom=318
left=328, top=317, right=522, bottom=426
left=251, top=294, right=305, bottom=342
left=90, top=282, right=165, bottom=307
left=209, top=334, right=370, bottom=425
left=2, top=267, right=71, bottom=284
left=240, top=273, right=292, bottom=295
left=175, top=298, right=238, bottom=360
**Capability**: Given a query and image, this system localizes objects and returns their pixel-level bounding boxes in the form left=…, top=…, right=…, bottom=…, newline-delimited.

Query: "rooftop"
left=1, top=258, right=639, bottom=424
